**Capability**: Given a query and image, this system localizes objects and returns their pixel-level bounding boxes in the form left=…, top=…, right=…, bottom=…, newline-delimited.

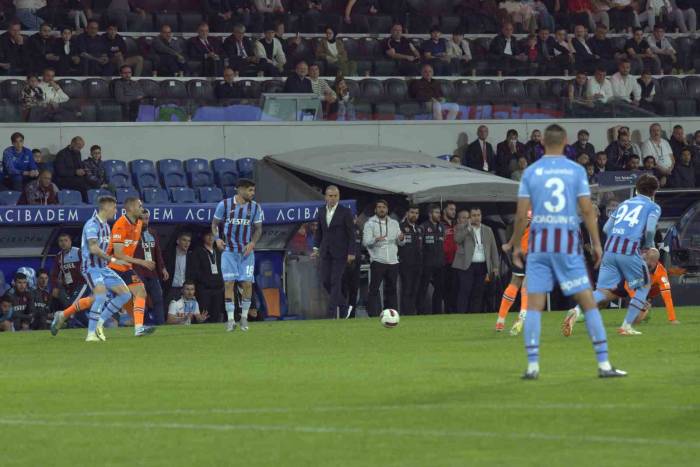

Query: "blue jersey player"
left=78, top=196, right=132, bottom=342
left=512, top=124, right=626, bottom=379
left=212, top=178, right=263, bottom=333
left=562, top=174, right=661, bottom=337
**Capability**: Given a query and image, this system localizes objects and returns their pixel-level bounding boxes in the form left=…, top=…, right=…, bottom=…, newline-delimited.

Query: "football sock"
left=241, top=298, right=251, bottom=320
left=133, top=296, right=146, bottom=327
left=100, top=291, right=131, bottom=322
left=520, top=285, right=528, bottom=312
left=225, top=298, right=234, bottom=321
left=624, top=288, right=650, bottom=326
left=497, top=284, right=519, bottom=321
left=583, top=308, right=610, bottom=369
left=523, top=310, right=541, bottom=366
left=64, top=297, right=93, bottom=318
left=88, top=292, right=106, bottom=333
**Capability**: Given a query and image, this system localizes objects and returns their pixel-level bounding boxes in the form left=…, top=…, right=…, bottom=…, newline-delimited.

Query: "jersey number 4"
left=544, top=177, right=566, bottom=213
left=614, top=205, right=642, bottom=227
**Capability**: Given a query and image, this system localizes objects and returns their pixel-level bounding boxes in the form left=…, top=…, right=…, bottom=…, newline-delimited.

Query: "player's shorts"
left=82, top=267, right=128, bottom=292
left=221, top=251, right=255, bottom=283
left=116, top=268, right=144, bottom=287
left=597, top=252, right=649, bottom=291
left=512, top=258, right=527, bottom=277
left=525, top=252, right=591, bottom=296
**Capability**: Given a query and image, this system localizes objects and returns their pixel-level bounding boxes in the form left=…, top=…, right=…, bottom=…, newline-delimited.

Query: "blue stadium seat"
left=130, top=159, right=160, bottom=190
left=87, top=188, right=113, bottom=205
left=255, top=259, right=287, bottom=319
left=103, top=160, right=132, bottom=189
left=236, top=158, right=256, bottom=179
left=223, top=186, right=236, bottom=198
left=115, top=187, right=139, bottom=204
left=0, top=190, right=21, bottom=206
left=58, top=189, right=84, bottom=205
left=184, top=158, right=214, bottom=188
left=169, top=187, right=196, bottom=204
left=158, top=159, right=187, bottom=188
left=197, top=186, right=223, bottom=203
left=142, top=187, right=170, bottom=204
left=211, top=158, right=239, bottom=188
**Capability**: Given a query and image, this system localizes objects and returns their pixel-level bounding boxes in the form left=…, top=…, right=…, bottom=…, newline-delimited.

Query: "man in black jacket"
left=464, top=125, right=496, bottom=173
left=164, top=231, right=195, bottom=304
left=342, top=218, right=363, bottom=319
left=27, top=23, right=58, bottom=74
left=190, top=231, right=225, bottom=323
left=418, top=204, right=445, bottom=314
left=312, top=185, right=355, bottom=319
left=283, top=60, right=313, bottom=93
left=223, top=24, right=261, bottom=76
left=215, top=67, right=245, bottom=99
left=398, top=205, right=422, bottom=316
left=488, top=22, right=527, bottom=75
left=54, top=136, right=89, bottom=197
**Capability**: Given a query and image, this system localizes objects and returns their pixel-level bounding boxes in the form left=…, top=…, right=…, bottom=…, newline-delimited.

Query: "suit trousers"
left=419, top=265, right=444, bottom=314
left=368, top=262, right=398, bottom=317
left=457, top=262, right=487, bottom=314
left=442, top=265, right=458, bottom=314
left=342, top=259, right=361, bottom=317
left=399, top=263, right=422, bottom=316
left=321, top=255, right=347, bottom=318
left=197, top=286, right=225, bottom=323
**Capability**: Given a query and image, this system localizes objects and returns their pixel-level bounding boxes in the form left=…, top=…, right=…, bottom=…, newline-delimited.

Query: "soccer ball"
left=380, top=309, right=400, bottom=328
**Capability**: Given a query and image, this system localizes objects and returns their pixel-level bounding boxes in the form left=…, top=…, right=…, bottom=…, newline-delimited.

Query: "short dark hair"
left=375, top=199, right=389, bottom=208
left=37, top=268, right=49, bottom=277
left=643, top=155, right=656, bottom=165
left=544, top=124, right=567, bottom=147
left=636, top=173, right=660, bottom=196
left=182, top=280, right=196, bottom=288
left=407, top=204, right=420, bottom=211
left=236, top=178, right=255, bottom=189
left=681, top=146, right=692, bottom=154
left=633, top=27, right=644, bottom=34
left=428, top=203, right=441, bottom=214
left=178, top=231, right=192, bottom=240
left=11, top=132, right=23, bottom=143
left=429, top=24, right=440, bottom=33
left=120, top=64, right=132, bottom=73
left=673, top=124, right=683, bottom=131
left=596, top=151, right=606, bottom=158
left=0, top=294, right=11, bottom=304
left=469, top=206, right=481, bottom=213
left=90, top=145, right=101, bottom=152
left=32, top=148, right=41, bottom=154
left=14, top=272, right=27, bottom=281
left=58, top=232, right=71, bottom=239
left=98, top=195, right=117, bottom=207
left=578, top=129, right=589, bottom=136
left=87, top=19, right=99, bottom=26
left=629, top=154, right=640, bottom=161
left=26, top=73, right=38, bottom=80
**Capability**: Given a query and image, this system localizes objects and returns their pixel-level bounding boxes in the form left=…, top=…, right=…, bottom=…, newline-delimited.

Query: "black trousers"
left=342, top=259, right=361, bottom=317
left=368, top=262, right=398, bottom=317
left=321, top=255, right=347, bottom=318
left=419, top=264, right=444, bottom=314
left=457, top=262, right=488, bottom=314
left=197, top=286, right=225, bottom=323
left=143, top=276, right=165, bottom=325
left=399, top=263, right=422, bottom=316
left=442, top=265, right=458, bottom=314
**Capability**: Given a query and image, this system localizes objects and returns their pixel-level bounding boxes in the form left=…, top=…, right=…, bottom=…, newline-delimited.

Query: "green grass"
left=2, top=308, right=700, bottom=467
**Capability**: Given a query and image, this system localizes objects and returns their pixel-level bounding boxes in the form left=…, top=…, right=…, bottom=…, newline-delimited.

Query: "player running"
left=496, top=211, right=531, bottom=335
left=74, top=196, right=132, bottom=342
left=212, top=178, right=262, bottom=333
left=561, top=174, right=660, bottom=337
left=512, top=124, right=626, bottom=379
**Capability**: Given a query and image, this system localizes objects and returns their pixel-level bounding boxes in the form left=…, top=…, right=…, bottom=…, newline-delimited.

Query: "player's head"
left=202, top=230, right=214, bottom=246
left=124, top=197, right=144, bottom=218
left=141, top=209, right=150, bottom=225
left=442, top=201, right=456, bottom=221
left=97, top=195, right=118, bottom=218
left=406, top=204, right=419, bottom=223
left=428, top=204, right=441, bottom=222
left=375, top=199, right=388, bottom=218
left=37, top=269, right=49, bottom=288
left=645, top=247, right=660, bottom=270
left=635, top=173, right=660, bottom=198
left=469, top=207, right=482, bottom=226
left=236, top=178, right=256, bottom=202
left=324, top=185, right=340, bottom=207
left=14, top=272, right=28, bottom=292
left=182, top=281, right=196, bottom=299
left=57, top=232, right=72, bottom=250
left=543, top=124, right=568, bottom=154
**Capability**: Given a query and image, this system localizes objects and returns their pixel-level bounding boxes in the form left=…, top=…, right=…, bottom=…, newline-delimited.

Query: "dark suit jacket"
left=572, top=38, right=596, bottom=62
left=283, top=74, right=313, bottom=93
left=464, top=139, right=496, bottom=173
left=313, top=205, right=355, bottom=259
left=223, top=36, right=256, bottom=62
left=186, top=36, right=223, bottom=60
left=489, top=34, right=523, bottom=57
left=163, top=248, right=194, bottom=292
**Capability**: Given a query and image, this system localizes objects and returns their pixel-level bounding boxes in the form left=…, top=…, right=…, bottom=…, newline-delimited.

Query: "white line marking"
left=0, top=417, right=697, bottom=449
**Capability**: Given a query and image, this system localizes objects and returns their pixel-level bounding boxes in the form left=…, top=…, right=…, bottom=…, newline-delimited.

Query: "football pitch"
left=3, top=308, right=699, bottom=467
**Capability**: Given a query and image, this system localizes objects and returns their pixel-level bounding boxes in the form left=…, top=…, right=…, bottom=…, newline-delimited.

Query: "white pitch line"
left=14, top=401, right=700, bottom=419
left=0, top=417, right=697, bottom=450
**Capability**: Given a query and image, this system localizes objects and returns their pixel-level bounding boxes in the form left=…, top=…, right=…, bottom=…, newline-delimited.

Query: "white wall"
left=3, top=118, right=699, bottom=162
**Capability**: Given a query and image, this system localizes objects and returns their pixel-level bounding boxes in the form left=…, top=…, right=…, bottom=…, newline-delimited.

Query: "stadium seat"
left=155, top=12, right=179, bottom=32
left=397, top=102, right=423, bottom=120
left=169, top=187, right=196, bottom=204
left=103, top=160, right=132, bottom=189
left=139, top=79, right=161, bottom=98
left=340, top=38, right=359, bottom=58
left=197, top=186, right=223, bottom=203
left=236, top=158, right=256, bottom=179
left=1, top=79, right=23, bottom=101
left=435, top=80, right=454, bottom=100
left=87, top=188, right=112, bottom=204
left=502, top=79, right=527, bottom=102
left=477, top=80, right=502, bottom=100
left=142, top=187, right=170, bottom=204
left=525, top=79, right=546, bottom=101
left=130, top=159, right=160, bottom=190
left=373, top=60, right=398, bottom=76
left=360, top=79, right=385, bottom=102
left=359, top=37, right=383, bottom=58
left=184, top=158, right=214, bottom=187
left=255, top=259, right=287, bottom=319
left=385, top=78, right=408, bottom=102
left=57, top=79, right=83, bottom=98
left=239, top=80, right=262, bottom=99
left=0, top=190, right=21, bottom=206
left=374, top=102, right=396, bottom=119
left=187, top=79, right=215, bottom=100
left=157, top=159, right=187, bottom=188
left=453, top=79, right=478, bottom=103
left=58, top=189, right=84, bottom=205
left=115, top=187, right=139, bottom=204
left=367, top=15, right=393, bottom=34
left=261, top=80, right=285, bottom=94
left=211, top=158, right=239, bottom=188
left=223, top=186, right=236, bottom=198
left=180, top=12, right=203, bottom=32
left=83, top=78, right=111, bottom=99
left=160, top=79, right=188, bottom=99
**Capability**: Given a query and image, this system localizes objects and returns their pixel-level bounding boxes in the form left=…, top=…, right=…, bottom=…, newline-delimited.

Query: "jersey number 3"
left=544, top=177, right=566, bottom=213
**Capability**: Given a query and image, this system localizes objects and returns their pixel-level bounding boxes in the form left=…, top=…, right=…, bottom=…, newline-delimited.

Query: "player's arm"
left=244, top=221, right=262, bottom=256
left=88, top=238, right=118, bottom=264
left=212, top=201, right=225, bottom=250
left=603, top=214, right=615, bottom=236
left=112, top=242, right=153, bottom=269
left=511, top=197, right=531, bottom=262
left=578, top=195, right=602, bottom=268
left=643, top=207, right=661, bottom=249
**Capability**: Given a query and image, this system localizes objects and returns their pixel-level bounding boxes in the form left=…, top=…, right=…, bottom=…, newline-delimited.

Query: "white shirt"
left=641, top=138, right=674, bottom=171
left=504, top=38, right=512, bottom=55
left=38, top=82, right=69, bottom=105
left=479, top=140, right=489, bottom=171
left=587, top=77, right=613, bottom=104
left=326, top=204, right=337, bottom=226
left=471, top=225, right=486, bottom=263
left=168, top=297, right=200, bottom=324
left=172, top=250, right=187, bottom=287
left=327, top=41, right=338, bottom=58
left=610, top=72, right=642, bottom=102
left=446, top=38, right=472, bottom=61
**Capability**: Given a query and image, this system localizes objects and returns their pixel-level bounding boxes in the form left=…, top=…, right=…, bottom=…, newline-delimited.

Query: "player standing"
left=496, top=211, right=531, bottom=335
left=49, top=233, right=87, bottom=334
left=77, top=196, right=132, bottom=342
left=561, top=175, right=663, bottom=336
left=212, top=179, right=262, bottom=332
left=512, top=124, right=626, bottom=379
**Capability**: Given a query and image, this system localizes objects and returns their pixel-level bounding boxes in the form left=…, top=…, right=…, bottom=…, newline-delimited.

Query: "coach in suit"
left=464, top=125, right=496, bottom=173
left=452, top=207, right=499, bottom=314
left=312, top=185, right=356, bottom=319
left=164, top=231, right=195, bottom=304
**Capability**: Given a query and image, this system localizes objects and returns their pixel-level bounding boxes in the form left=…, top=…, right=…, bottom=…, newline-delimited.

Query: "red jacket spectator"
left=567, top=0, right=592, bottom=13
left=442, top=220, right=457, bottom=265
